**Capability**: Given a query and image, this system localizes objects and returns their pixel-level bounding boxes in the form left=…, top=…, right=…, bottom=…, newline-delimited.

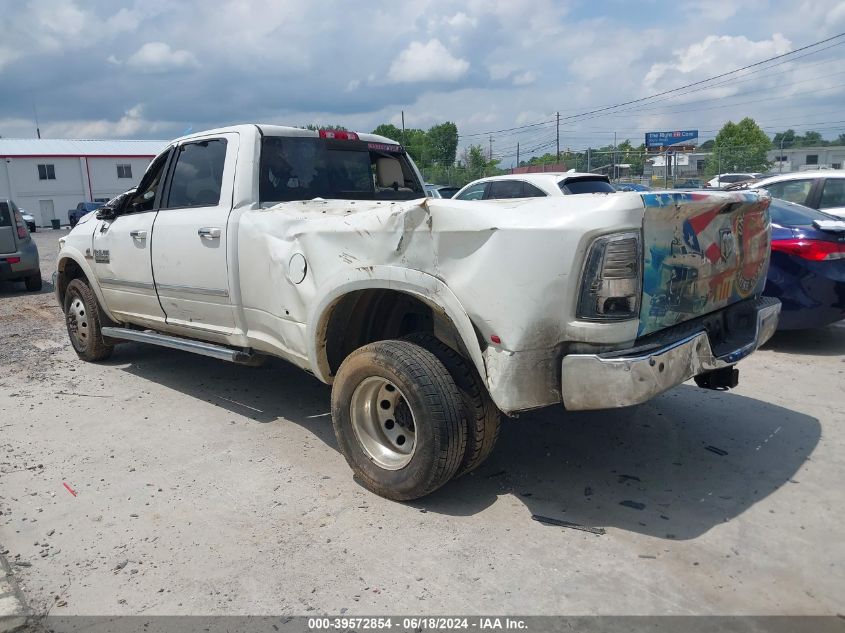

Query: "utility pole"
left=516, top=142, right=520, bottom=170
left=779, top=136, right=785, bottom=173
left=33, top=102, right=41, bottom=139
left=401, top=110, right=405, bottom=146
left=587, top=147, right=591, bottom=172
left=556, top=112, right=560, bottom=163
left=612, top=131, right=617, bottom=181
left=489, top=135, right=493, bottom=161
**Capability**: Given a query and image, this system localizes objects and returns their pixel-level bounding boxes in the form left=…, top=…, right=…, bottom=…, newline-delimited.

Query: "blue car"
left=765, top=199, right=845, bottom=329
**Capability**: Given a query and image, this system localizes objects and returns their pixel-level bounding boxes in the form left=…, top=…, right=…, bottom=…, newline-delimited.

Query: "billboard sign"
left=645, top=130, right=698, bottom=148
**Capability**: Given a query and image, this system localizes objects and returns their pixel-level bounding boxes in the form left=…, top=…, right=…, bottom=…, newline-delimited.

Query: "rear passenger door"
left=151, top=133, right=238, bottom=334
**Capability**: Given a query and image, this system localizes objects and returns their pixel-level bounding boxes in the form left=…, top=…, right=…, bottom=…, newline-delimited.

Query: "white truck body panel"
left=56, top=124, right=778, bottom=414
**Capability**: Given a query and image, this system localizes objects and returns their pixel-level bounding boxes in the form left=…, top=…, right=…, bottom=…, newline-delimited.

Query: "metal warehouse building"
left=0, top=138, right=167, bottom=227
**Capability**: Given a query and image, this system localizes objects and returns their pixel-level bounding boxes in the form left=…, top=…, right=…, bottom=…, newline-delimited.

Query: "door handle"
left=198, top=227, right=221, bottom=240
left=129, top=230, right=147, bottom=239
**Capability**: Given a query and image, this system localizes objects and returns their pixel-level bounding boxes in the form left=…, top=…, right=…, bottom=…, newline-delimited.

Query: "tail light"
left=318, top=129, right=359, bottom=141
left=13, top=210, right=28, bottom=239
left=771, top=238, right=845, bottom=261
left=577, top=232, right=642, bottom=320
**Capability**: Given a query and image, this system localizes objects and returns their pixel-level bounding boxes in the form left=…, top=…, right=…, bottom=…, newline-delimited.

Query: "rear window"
left=769, top=199, right=833, bottom=226
left=820, top=178, right=845, bottom=210
left=0, top=202, right=10, bottom=226
left=763, top=179, right=813, bottom=205
left=259, top=136, right=423, bottom=204
left=558, top=177, right=615, bottom=195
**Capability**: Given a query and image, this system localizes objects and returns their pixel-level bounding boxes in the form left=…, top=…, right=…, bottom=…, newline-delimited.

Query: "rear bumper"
left=0, top=243, right=40, bottom=280
left=561, top=297, right=781, bottom=410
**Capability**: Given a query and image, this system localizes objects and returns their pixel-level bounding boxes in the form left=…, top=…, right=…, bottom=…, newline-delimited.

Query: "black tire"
left=404, top=332, right=501, bottom=476
left=63, top=278, right=113, bottom=362
left=25, top=273, right=43, bottom=292
left=29, top=225, right=36, bottom=233
left=331, top=339, right=467, bottom=500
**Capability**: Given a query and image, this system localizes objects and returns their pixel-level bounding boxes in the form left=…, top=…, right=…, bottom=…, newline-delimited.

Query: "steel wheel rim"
left=350, top=376, right=416, bottom=470
left=67, top=295, right=89, bottom=348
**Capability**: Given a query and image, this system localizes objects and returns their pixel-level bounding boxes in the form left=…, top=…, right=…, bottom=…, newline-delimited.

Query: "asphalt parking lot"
left=1, top=229, right=843, bottom=617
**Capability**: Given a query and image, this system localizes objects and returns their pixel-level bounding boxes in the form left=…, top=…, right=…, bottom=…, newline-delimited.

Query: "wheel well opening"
left=321, top=289, right=463, bottom=378
left=57, top=258, right=88, bottom=306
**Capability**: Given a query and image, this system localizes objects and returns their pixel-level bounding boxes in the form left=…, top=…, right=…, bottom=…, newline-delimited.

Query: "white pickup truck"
left=54, top=124, right=780, bottom=500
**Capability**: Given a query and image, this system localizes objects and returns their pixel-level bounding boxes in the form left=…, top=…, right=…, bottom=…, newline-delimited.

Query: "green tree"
left=372, top=124, right=403, bottom=142
left=705, top=118, right=772, bottom=176
left=425, top=122, right=458, bottom=166
left=801, top=131, right=825, bottom=146
left=772, top=129, right=797, bottom=149
left=461, top=144, right=501, bottom=180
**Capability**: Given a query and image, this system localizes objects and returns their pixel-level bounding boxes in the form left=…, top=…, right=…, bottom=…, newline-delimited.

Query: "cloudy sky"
left=1, top=0, right=844, bottom=164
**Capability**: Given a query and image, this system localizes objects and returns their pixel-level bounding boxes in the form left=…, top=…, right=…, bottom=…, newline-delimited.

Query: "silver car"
left=20, top=209, right=36, bottom=232
left=0, top=199, right=41, bottom=291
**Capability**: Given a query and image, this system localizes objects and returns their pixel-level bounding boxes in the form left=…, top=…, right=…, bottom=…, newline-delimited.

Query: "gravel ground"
left=1, top=229, right=843, bottom=617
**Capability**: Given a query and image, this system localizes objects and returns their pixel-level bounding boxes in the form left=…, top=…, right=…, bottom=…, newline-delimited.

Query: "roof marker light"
left=318, top=130, right=359, bottom=141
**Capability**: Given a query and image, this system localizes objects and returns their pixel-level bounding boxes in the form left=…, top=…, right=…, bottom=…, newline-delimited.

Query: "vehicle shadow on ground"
left=762, top=322, right=845, bottom=357
left=0, top=277, right=55, bottom=298
left=418, top=385, right=819, bottom=539
left=111, top=344, right=820, bottom=541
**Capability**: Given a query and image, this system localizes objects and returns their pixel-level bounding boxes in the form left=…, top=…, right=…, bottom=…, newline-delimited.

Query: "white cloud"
left=445, top=12, right=477, bottom=29
left=512, top=71, right=536, bottom=86
left=43, top=105, right=170, bottom=138
left=387, top=39, right=469, bottom=84
left=488, top=63, right=516, bottom=81
left=126, top=42, right=199, bottom=73
left=644, top=34, right=792, bottom=91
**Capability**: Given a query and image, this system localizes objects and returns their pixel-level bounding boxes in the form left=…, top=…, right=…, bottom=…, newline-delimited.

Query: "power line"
left=459, top=31, right=845, bottom=139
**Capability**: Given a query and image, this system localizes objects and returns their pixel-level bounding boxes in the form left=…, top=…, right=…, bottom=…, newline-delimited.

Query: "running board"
left=101, top=327, right=256, bottom=364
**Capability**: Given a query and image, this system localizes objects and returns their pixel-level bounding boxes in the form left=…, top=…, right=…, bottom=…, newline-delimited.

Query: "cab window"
left=456, top=183, right=487, bottom=200
left=164, top=139, right=228, bottom=209
left=125, top=151, right=171, bottom=213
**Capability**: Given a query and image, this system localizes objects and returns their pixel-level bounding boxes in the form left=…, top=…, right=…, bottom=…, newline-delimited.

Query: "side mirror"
left=96, top=207, right=116, bottom=220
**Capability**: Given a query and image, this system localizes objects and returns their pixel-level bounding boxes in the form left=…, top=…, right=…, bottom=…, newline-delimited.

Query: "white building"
left=0, top=138, right=167, bottom=227
left=767, top=146, right=845, bottom=172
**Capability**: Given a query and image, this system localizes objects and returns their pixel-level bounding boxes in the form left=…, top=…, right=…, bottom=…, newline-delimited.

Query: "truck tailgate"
left=639, top=191, right=771, bottom=337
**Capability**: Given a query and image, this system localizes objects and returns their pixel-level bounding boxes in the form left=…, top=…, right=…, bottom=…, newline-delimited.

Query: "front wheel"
left=331, top=339, right=467, bottom=500
left=64, top=278, right=113, bottom=361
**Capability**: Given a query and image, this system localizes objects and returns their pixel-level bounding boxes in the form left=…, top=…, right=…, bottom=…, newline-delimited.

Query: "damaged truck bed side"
left=54, top=124, right=780, bottom=500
